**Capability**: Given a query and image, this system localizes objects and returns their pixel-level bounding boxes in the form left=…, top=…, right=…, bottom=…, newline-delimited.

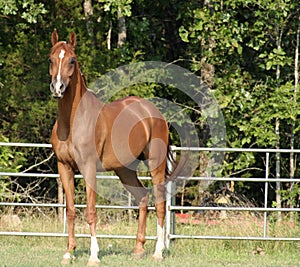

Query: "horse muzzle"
left=50, top=79, right=66, bottom=99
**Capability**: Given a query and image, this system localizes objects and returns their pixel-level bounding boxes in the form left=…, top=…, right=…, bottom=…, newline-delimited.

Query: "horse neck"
left=57, top=66, right=87, bottom=137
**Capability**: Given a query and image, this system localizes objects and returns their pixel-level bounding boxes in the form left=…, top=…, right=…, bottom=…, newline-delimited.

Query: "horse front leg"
left=58, top=162, right=77, bottom=265
left=85, top=172, right=100, bottom=266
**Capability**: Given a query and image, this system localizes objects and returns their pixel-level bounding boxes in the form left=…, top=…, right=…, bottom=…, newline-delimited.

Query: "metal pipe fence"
left=0, top=143, right=300, bottom=249
left=165, top=148, right=300, bottom=249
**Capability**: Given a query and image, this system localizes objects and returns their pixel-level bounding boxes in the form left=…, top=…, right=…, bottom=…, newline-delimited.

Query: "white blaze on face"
left=55, top=49, right=65, bottom=92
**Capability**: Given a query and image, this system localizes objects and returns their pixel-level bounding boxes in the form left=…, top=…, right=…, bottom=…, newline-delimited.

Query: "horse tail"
left=165, top=144, right=176, bottom=180
left=165, top=144, right=191, bottom=181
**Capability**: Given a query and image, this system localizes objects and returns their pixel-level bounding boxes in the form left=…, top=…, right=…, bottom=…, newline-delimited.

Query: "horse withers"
left=49, top=29, right=173, bottom=265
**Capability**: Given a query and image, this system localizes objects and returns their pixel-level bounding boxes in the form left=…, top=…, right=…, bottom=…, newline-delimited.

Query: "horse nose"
left=50, top=79, right=66, bottom=98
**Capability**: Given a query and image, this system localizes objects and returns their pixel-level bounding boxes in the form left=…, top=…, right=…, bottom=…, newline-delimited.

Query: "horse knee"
left=136, top=232, right=146, bottom=245
left=86, top=209, right=97, bottom=225
left=66, top=206, right=76, bottom=221
left=155, top=201, right=166, bottom=218
left=139, top=191, right=149, bottom=207
left=153, top=184, right=165, bottom=204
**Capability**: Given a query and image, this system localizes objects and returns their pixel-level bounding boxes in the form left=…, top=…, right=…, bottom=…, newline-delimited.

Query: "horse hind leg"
left=152, top=184, right=165, bottom=261
left=115, top=167, right=149, bottom=258
left=149, top=160, right=166, bottom=261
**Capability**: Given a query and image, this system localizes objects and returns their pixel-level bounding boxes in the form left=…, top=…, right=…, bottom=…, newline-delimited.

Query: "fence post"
left=263, top=152, right=269, bottom=238
left=63, top=195, right=67, bottom=234
left=165, top=150, right=176, bottom=250
left=57, top=177, right=64, bottom=222
left=165, top=180, right=174, bottom=250
left=128, top=191, right=133, bottom=224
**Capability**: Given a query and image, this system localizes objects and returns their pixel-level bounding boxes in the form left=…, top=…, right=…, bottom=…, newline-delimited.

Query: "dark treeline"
left=1, top=1, right=300, bottom=216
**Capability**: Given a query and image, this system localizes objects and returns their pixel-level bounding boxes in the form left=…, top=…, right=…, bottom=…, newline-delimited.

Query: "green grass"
left=0, top=213, right=300, bottom=266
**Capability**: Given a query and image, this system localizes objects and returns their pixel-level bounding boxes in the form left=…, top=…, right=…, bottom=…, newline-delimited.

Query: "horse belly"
left=100, top=132, right=147, bottom=170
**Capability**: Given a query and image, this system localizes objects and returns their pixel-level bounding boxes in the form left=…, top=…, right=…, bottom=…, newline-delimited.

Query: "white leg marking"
left=62, top=251, right=75, bottom=264
left=153, top=225, right=164, bottom=260
left=89, top=235, right=100, bottom=263
left=62, top=251, right=75, bottom=261
left=63, top=252, right=71, bottom=259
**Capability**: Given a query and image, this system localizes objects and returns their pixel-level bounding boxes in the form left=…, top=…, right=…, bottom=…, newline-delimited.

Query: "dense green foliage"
left=1, top=0, right=300, bottom=209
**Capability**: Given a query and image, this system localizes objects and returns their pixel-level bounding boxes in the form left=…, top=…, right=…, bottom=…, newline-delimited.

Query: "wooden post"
left=57, top=177, right=64, bottom=222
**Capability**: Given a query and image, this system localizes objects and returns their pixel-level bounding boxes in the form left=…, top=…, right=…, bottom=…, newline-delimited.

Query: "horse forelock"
left=50, top=41, right=76, bottom=57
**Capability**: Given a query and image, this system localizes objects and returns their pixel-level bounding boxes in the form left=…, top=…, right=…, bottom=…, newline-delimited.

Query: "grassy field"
left=0, top=213, right=300, bottom=267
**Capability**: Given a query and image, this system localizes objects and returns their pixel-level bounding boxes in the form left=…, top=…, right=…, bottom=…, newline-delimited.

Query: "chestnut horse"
left=49, top=29, right=171, bottom=265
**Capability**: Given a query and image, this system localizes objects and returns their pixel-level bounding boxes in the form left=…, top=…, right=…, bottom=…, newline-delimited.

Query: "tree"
left=178, top=0, right=300, bottom=206
left=0, top=135, right=25, bottom=202
left=1, top=0, right=300, bottom=214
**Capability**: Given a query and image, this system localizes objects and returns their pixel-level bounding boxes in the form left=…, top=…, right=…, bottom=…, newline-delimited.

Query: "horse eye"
left=70, top=58, right=76, bottom=64
left=48, top=58, right=53, bottom=64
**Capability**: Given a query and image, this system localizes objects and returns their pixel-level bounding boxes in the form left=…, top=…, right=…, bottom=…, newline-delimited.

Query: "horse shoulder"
left=51, top=121, right=77, bottom=168
left=50, top=121, right=60, bottom=153
left=94, top=106, right=108, bottom=158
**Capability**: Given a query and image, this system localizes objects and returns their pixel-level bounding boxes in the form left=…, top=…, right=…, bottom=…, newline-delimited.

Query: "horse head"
left=49, top=29, right=77, bottom=99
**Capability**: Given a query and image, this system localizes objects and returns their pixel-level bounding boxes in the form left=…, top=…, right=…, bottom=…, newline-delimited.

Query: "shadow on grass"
left=74, top=246, right=133, bottom=261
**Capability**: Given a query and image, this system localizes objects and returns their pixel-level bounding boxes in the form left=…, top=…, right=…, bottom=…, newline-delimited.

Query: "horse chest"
left=52, top=139, right=77, bottom=168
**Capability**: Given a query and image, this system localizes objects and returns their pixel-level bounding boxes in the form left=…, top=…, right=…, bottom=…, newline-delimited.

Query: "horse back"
left=95, top=96, right=168, bottom=170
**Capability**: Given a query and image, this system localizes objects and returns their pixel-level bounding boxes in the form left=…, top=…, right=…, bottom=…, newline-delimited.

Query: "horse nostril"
left=50, top=79, right=66, bottom=98
left=50, top=81, right=55, bottom=92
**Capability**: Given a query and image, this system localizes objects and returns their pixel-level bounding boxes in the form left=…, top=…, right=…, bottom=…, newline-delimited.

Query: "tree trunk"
left=275, top=119, right=281, bottom=222
left=289, top=19, right=300, bottom=221
left=83, top=0, right=94, bottom=43
left=275, top=26, right=283, bottom=222
left=107, top=21, right=112, bottom=50
left=117, top=9, right=126, bottom=48
left=180, top=180, right=186, bottom=214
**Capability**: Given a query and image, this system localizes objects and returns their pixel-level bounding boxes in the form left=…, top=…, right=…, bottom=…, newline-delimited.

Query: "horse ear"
left=69, top=32, right=76, bottom=48
left=51, top=29, right=59, bottom=46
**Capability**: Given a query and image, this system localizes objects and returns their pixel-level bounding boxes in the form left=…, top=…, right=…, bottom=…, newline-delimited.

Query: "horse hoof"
left=133, top=250, right=146, bottom=260
left=61, top=252, right=76, bottom=265
left=152, top=253, right=163, bottom=261
left=87, top=258, right=100, bottom=266
left=61, top=258, right=70, bottom=265
left=86, top=260, right=100, bottom=267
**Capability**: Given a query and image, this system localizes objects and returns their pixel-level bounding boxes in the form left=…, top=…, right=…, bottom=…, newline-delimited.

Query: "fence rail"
left=1, top=143, right=300, bottom=250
